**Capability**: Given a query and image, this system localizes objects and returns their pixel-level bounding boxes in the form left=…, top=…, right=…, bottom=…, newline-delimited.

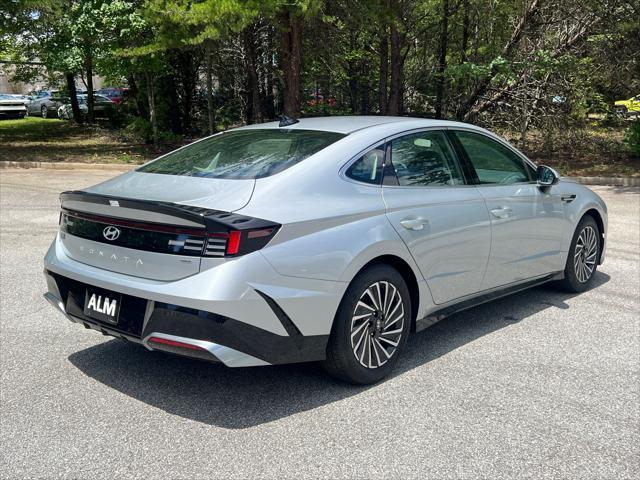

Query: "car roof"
left=234, top=115, right=484, bottom=135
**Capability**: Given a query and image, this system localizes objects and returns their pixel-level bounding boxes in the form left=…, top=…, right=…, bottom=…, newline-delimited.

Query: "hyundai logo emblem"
left=102, top=226, right=121, bottom=241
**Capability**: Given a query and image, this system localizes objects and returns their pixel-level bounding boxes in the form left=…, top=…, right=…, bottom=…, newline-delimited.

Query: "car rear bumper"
left=43, top=234, right=342, bottom=366
left=0, top=111, right=26, bottom=118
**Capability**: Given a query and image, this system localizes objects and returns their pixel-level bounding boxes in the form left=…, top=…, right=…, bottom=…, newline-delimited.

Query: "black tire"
left=41, top=105, right=48, bottom=118
left=557, top=215, right=601, bottom=293
left=322, top=264, right=412, bottom=384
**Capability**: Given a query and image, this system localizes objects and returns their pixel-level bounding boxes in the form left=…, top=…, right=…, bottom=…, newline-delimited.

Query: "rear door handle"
left=400, top=217, right=429, bottom=231
left=490, top=206, right=513, bottom=219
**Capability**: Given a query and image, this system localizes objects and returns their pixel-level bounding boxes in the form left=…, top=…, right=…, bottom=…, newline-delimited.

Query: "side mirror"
left=537, top=165, right=559, bottom=188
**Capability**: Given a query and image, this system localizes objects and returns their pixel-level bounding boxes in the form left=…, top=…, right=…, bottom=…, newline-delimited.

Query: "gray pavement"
left=1, top=169, right=639, bottom=479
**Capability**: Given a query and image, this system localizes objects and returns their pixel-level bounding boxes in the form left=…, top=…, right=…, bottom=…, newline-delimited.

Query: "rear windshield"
left=138, top=129, right=345, bottom=179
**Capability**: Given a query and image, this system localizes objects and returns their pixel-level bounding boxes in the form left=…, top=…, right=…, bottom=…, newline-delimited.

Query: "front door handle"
left=490, top=206, right=513, bottom=219
left=400, top=217, right=429, bottom=231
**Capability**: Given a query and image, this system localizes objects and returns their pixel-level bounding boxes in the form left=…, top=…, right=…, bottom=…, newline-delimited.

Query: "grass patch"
left=511, top=124, right=640, bottom=177
left=0, top=117, right=174, bottom=164
left=1, top=117, right=638, bottom=176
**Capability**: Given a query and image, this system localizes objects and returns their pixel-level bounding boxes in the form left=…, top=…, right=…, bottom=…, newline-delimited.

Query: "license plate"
left=83, top=287, right=121, bottom=324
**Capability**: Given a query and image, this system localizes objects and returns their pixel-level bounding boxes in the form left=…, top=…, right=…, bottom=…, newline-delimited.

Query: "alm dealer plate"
left=83, top=287, right=121, bottom=324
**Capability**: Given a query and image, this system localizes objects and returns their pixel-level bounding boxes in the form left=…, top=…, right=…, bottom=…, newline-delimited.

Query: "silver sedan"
left=43, top=116, right=607, bottom=384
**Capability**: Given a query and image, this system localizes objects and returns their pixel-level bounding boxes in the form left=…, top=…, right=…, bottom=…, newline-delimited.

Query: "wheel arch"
left=350, top=255, right=421, bottom=332
left=582, top=208, right=605, bottom=263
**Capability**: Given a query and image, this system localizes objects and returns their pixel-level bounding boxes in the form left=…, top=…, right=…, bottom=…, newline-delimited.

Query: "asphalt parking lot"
left=1, top=168, right=638, bottom=479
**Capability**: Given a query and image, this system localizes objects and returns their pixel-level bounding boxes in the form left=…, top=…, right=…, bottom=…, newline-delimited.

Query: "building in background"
left=0, top=62, right=103, bottom=94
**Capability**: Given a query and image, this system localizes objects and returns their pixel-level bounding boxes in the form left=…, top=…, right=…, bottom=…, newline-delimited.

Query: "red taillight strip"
left=62, top=209, right=214, bottom=237
left=226, top=230, right=242, bottom=255
left=148, top=337, right=205, bottom=351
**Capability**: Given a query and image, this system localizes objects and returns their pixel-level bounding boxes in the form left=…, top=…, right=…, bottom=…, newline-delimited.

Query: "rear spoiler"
left=60, top=190, right=275, bottom=233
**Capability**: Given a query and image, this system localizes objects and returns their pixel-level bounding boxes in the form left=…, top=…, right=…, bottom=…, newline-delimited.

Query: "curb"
left=567, top=176, right=640, bottom=187
left=0, top=161, right=136, bottom=171
left=1, top=161, right=639, bottom=186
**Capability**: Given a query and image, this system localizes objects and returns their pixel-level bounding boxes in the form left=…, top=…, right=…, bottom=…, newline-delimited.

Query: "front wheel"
left=558, top=215, right=600, bottom=293
left=322, top=264, right=411, bottom=384
left=41, top=105, right=48, bottom=118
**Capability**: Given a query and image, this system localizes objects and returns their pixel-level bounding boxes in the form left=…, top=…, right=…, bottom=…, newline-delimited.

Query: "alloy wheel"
left=573, top=225, right=598, bottom=283
left=350, top=281, right=405, bottom=369
left=41, top=105, right=48, bottom=118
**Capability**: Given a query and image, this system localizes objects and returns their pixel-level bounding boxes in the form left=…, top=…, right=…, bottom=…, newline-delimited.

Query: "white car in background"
left=0, top=94, right=28, bottom=119
left=57, top=94, right=115, bottom=120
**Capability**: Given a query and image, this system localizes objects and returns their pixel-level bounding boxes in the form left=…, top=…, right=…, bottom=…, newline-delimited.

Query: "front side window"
left=138, top=129, right=345, bottom=179
left=345, top=146, right=385, bottom=185
left=390, top=131, right=464, bottom=187
left=454, top=131, right=531, bottom=184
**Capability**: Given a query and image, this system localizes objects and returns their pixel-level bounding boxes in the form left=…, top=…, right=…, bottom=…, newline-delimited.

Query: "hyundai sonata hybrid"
left=43, top=116, right=607, bottom=384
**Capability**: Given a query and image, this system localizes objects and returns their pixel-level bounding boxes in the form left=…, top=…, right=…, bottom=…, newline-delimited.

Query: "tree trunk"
left=264, top=59, right=276, bottom=119
left=127, top=74, right=148, bottom=119
left=361, top=84, right=370, bottom=115
left=387, top=22, right=404, bottom=115
left=166, top=71, right=182, bottom=134
left=435, top=0, right=450, bottom=119
left=205, top=45, right=216, bottom=134
left=243, top=25, right=264, bottom=124
left=145, top=71, right=158, bottom=145
left=64, top=72, right=82, bottom=123
left=460, top=0, right=470, bottom=62
left=85, top=52, right=94, bottom=123
left=178, top=51, right=197, bottom=134
left=348, top=32, right=358, bottom=113
left=279, top=8, right=302, bottom=118
left=378, top=26, right=389, bottom=114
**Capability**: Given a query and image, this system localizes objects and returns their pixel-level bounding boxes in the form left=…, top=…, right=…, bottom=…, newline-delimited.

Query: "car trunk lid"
left=57, top=171, right=257, bottom=280
left=84, top=170, right=255, bottom=212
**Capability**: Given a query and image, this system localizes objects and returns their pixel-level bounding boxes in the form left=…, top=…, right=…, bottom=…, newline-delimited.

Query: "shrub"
left=124, top=117, right=154, bottom=143
left=624, top=121, right=640, bottom=157
left=121, top=117, right=182, bottom=144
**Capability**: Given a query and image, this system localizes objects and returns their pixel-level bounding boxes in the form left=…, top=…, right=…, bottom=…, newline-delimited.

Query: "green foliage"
left=123, top=116, right=181, bottom=143
left=625, top=121, right=640, bottom=157
left=0, top=0, right=636, bottom=177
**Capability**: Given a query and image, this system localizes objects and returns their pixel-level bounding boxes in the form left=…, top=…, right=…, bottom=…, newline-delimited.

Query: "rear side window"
left=391, top=131, right=464, bottom=186
left=345, top=146, right=385, bottom=185
left=454, top=131, right=531, bottom=184
left=138, top=129, right=345, bottom=179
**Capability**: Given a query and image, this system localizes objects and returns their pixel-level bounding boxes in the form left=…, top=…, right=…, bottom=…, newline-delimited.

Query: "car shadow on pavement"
left=68, top=272, right=610, bottom=429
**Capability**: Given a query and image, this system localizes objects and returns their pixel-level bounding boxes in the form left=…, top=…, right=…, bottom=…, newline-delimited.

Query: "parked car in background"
left=0, top=93, right=28, bottom=119
left=57, top=94, right=116, bottom=120
left=6, top=94, right=30, bottom=106
left=614, top=95, right=640, bottom=116
left=27, top=90, right=64, bottom=118
left=95, top=87, right=129, bottom=106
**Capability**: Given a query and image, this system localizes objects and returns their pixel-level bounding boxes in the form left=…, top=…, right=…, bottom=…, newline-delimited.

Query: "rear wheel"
left=322, top=264, right=411, bottom=384
left=558, top=215, right=600, bottom=293
left=41, top=105, right=48, bottom=118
